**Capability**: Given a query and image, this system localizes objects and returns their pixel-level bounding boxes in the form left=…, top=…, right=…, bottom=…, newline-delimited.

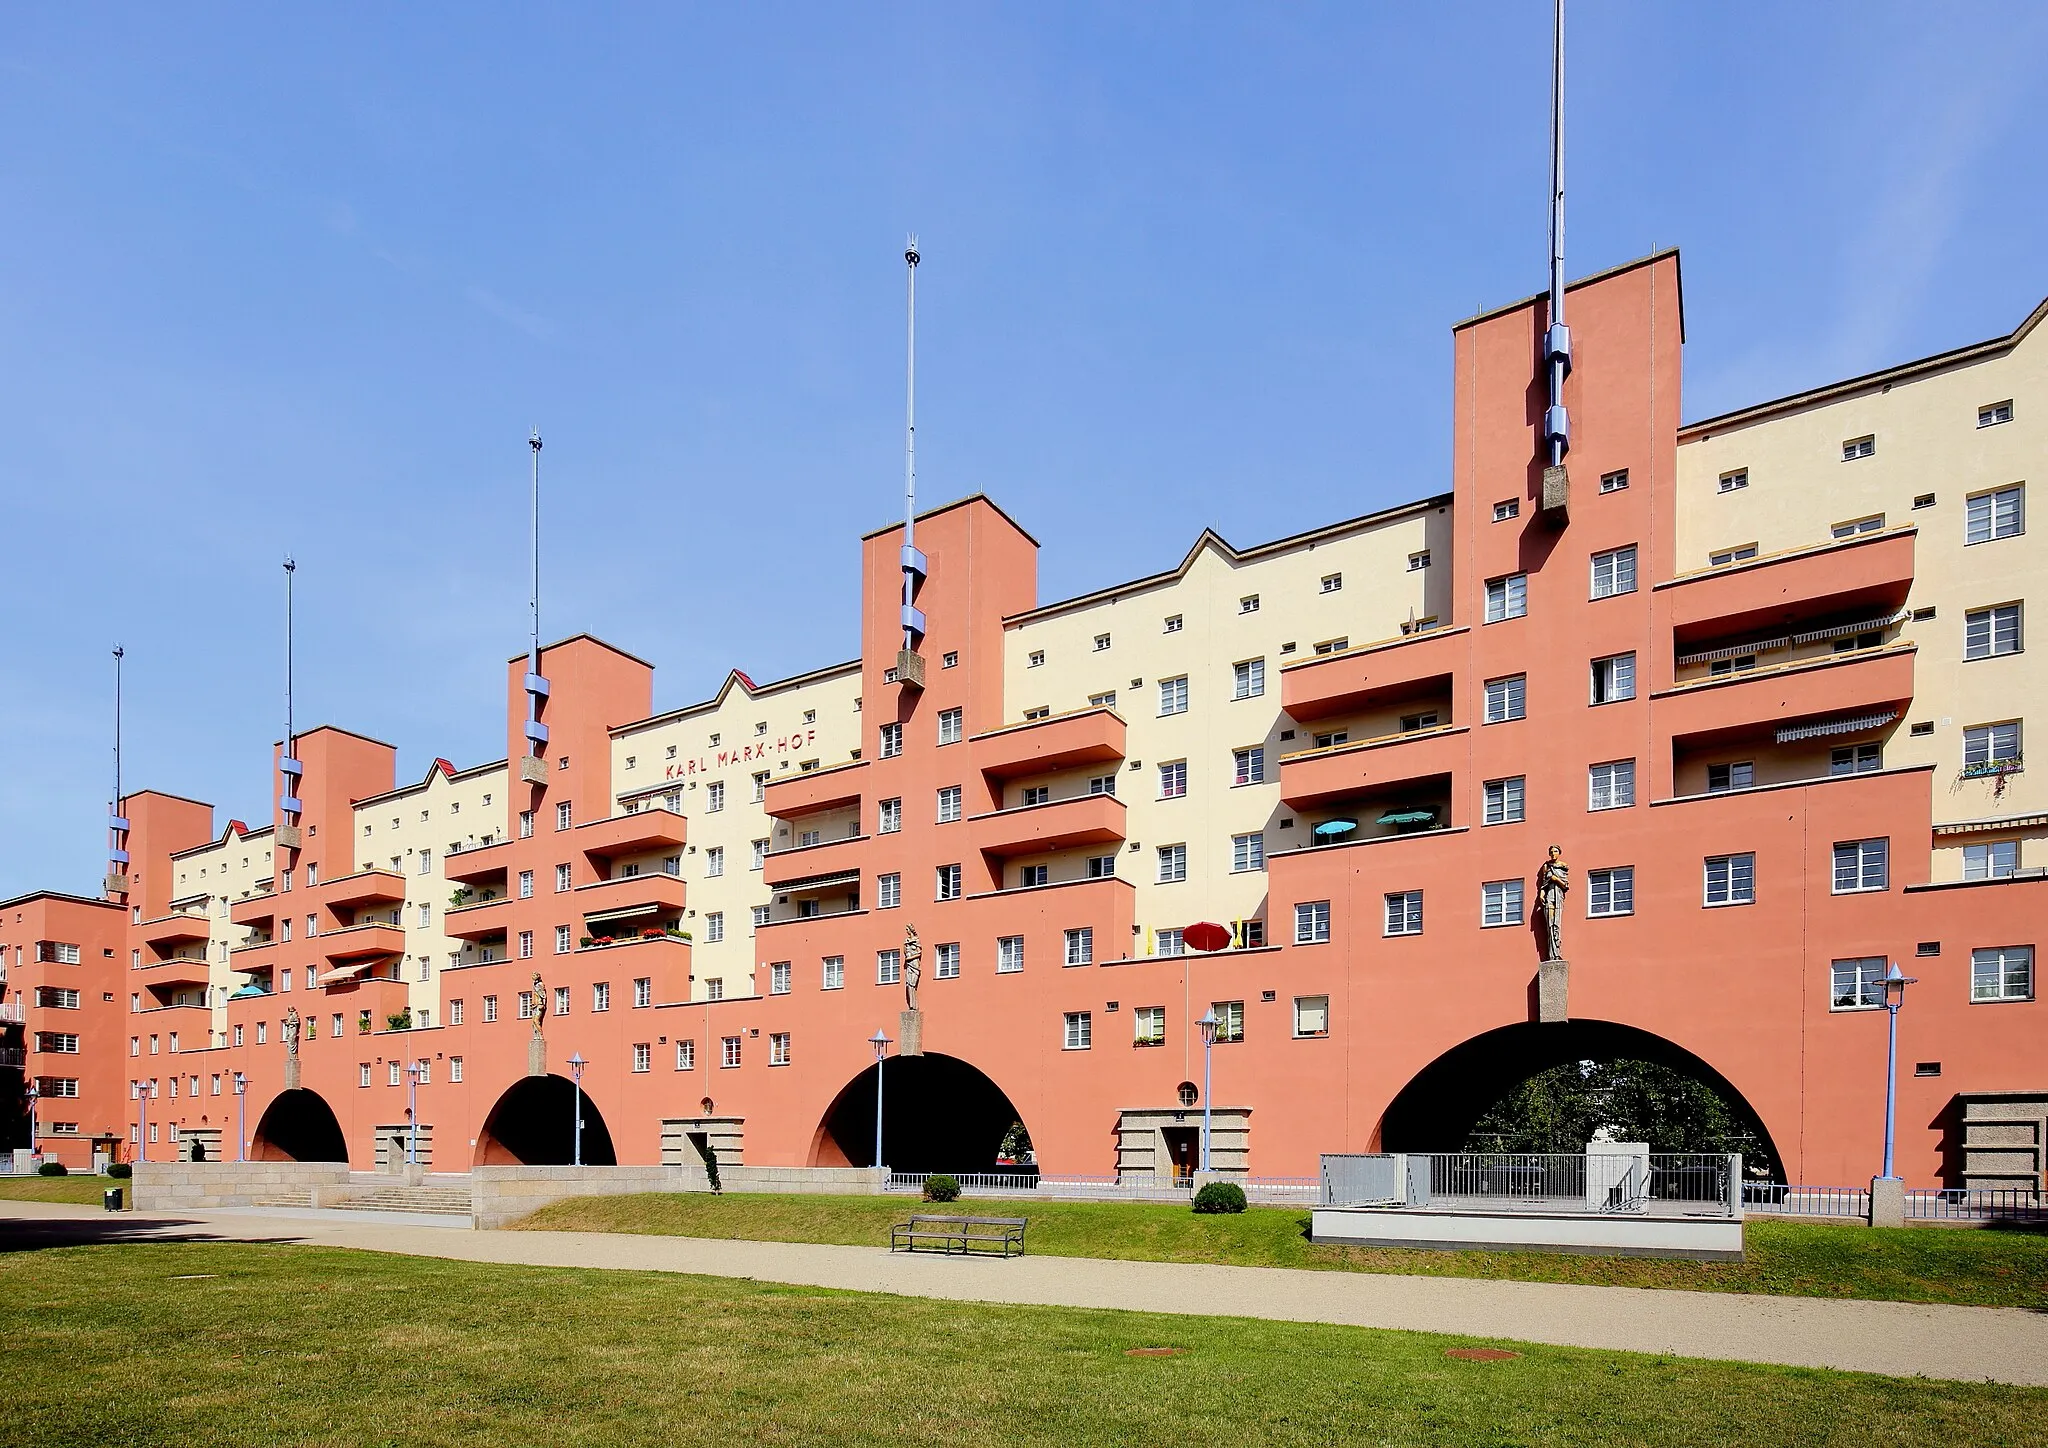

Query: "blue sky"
left=2, top=3, right=2043, bottom=897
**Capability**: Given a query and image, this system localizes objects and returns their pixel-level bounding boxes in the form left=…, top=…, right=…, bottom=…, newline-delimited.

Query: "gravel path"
left=6, top=1200, right=2044, bottom=1386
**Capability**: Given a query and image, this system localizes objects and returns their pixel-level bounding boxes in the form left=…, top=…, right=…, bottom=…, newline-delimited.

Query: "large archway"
left=1379, top=1020, right=1784, bottom=1179
left=476, top=1074, right=617, bottom=1166
left=813, top=1052, right=1027, bottom=1174
left=250, top=1088, right=348, bottom=1163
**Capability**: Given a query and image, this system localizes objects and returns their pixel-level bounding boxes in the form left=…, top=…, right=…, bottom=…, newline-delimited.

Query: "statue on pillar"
left=531, top=972, right=547, bottom=1036
left=1536, top=845, right=1570, bottom=962
left=902, top=924, right=922, bottom=1013
left=282, top=1007, right=301, bottom=1057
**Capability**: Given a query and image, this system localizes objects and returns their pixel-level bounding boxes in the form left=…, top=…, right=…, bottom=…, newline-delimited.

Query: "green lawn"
left=0, top=1174, right=124, bottom=1205
left=515, top=1192, right=2048, bottom=1309
left=3, top=1240, right=2042, bottom=1447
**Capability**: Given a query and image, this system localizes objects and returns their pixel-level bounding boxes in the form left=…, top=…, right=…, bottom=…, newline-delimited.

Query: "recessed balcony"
left=320, top=922, right=408, bottom=962
left=137, top=912, right=212, bottom=949
left=1653, top=644, right=1917, bottom=750
left=764, top=833, right=871, bottom=889
left=573, top=870, right=688, bottom=924
left=1660, top=527, right=1916, bottom=646
left=444, top=893, right=514, bottom=942
left=317, top=869, right=408, bottom=910
left=443, top=838, right=516, bottom=885
left=576, top=808, right=688, bottom=862
left=228, top=891, right=279, bottom=930
left=1280, top=625, right=1469, bottom=723
left=967, top=793, right=1127, bottom=859
left=763, top=759, right=869, bottom=819
left=1277, top=723, right=1469, bottom=810
left=134, top=955, right=212, bottom=990
left=971, top=708, right=1126, bottom=782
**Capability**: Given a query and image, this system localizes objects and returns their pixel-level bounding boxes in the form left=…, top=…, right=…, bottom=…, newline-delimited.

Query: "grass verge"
left=4, top=1239, right=2043, bottom=1447
left=0, top=1175, right=124, bottom=1206
left=515, top=1192, right=2048, bottom=1309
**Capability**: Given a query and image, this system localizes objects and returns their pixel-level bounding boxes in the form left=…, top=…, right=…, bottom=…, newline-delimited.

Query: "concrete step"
left=331, top=1187, right=472, bottom=1214
left=249, top=1193, right=314, bottom=1209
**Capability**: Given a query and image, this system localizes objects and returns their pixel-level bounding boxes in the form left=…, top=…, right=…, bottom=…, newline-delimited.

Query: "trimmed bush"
left=1192, top=1180, right=1247, bottom=1215
left=38, top=1161, right=70, bottom=1177
left=105, top=1162, right=132, bottom=1179
left=923, top=1174, right=961, bottom=1203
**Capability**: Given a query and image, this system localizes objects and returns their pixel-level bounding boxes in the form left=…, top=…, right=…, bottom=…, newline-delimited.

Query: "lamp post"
left=233, top=1073, right=247, bottom=1162
left=1879, top=963, right=1917, bottom=1181
left=24, top=1082, right=38, bottom=1163
left=405, top=1062, right=421, bottom=1166
left=868, top=1028, right=891, bottom=1173
left=137, top=1080, right=156, bottom=1164
left=1197, top=1009, right=1219, bottom=1174
left=567, top=1051, right=587, bottom=1168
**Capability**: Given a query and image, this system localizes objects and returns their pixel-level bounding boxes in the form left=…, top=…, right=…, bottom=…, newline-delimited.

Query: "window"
left=1163, top=614, right=1183, bottom=633
left=752, top=771, right=770, bottom=802
left=1293, top=996, right=1330, bottom=1038
left=997, top=936, right=1024, bottom=975
left=1020, top=785, right=1050, bottom=808
left=1233, top=658, right=1265, bottom=699
left=556, top=863, right=572, bottom=892
left=801, top=953, right=835, bottom=993
left=705, top=847, right=724, bottom=878
left=1482, top=777, right=1525, bottom=825
left=1157, top=844, right=1187, bottom=883
left=929, top=784, right=962, bottom=824
left=1914, top=493, right=1936, bottom=510
left=1158, top=760, right=1187, bottom=799
left=1709, top=655, right=1757, bottom=677
left=697, top=911, right=721, bottom=946
left=880, top=723, right=903, bottom=758
left=1706, top=761, right=1754, bottom=793
left=1842, top=434, right=1875, bottom=461
left=1705, top=853, right=1756, bottom=906
left=1240, top=594, right=1260, bottom=613
left=1831, top=515, right=1884, bottom=539
left=1384, top=890, right=1422, bottom=936
left=1023, top=707, right=1050, bottom=721
left=1493, top=499, right=1520, bottom=522
left=769, top=1032, right=791, bottom=1066
left=1831, top=630, right=1883, bottom=654
left=1710, top=545, right=1759, bottom=566
left=1064, top=928, right=1094, bottom=966
left=450, top=999, right=465, bottom=1026
left=751, top=839, right=768, bottom=870
left=721, top=1036, right=742, bottom=1068
left=935, top=942, right=959, bottom=979
left=1980, top=399, right=2015, bottom=428
left=419, top=903, right=432, bottom=927
left=37, top=1032, right=81, bottom=1054
left=592, top=981, right=612, bottom=1012
left=1830, top=743, right=1882, bottom=775
left=1600, top=469, right=1629, bottom=493
left=1481, top=879, right=1524, bottom=927
left=877, top=872, right=901, bottom=909
left=1484, top=675, right=1527, bottom=723
left=1320, top=572, right=1342, bottom=593
left=1964, top=720, right=2023, bottom=776
left=517, top=930, right=534, bottom=960
left=1589, top=545, right=1637, bottom=599
left=878, top=797, right=902, bottom=834
left=1966, top=485, right=2025, bottom=545
left=877, top=949, right=901, bottom=986
left=675, top=1040, right=695, bottom=1071
left=941, top=652, right=958, bottom=669
left=936, top=864, right=961, bottom=900
left=35, top=987, right=79, bottom=1010
left=1484, top=574, right=1528, bottom=622
left=360, top=1064, right=372, bottom=1088
left=483, top=995, right=499, bottom=1023
left=1089, top=773, right=1117, bottom=797
left=1401, top=711, right=1439, bottom=732
left=632, top=976, right=653, bottom=1009
left=1294, top=900, right=1331, bottom=944
left=1833, top=839, right=1888, bottom=893
left=1314, top=638, right=1349, bottom=656
left=556, top=802, right=573, bottom=830
left=1064, top=1012, right=1092, bottom=1049
left=1017, top=865, right=1049, bottom=888
left=1590, top=653, right=1636, bottom=704
left=1133, top=1005, right=1165, bottom=1045
left=1588, top=867, right=1634, bottom=917
left=1093, top=633, right=1111, bottom=652
left=1233, top=747, right=1265, bottom=786
left=1964, top=841, right=2019, bottom=880
left=938, top=708, right=963, bottom=745
left=1588, top=760, right=1635, bottom=811
left=1088, top=691, right=1117, bottom=709
left=1831, top=957, right=1886, bottom=1010
left=519, top=810, right=534, bottom=839
left=1407, top=551, right=1430, bottom=571
left=1027, top=650, right=1045, bottom=668
left=1158, top=676, right=1189, bottom=716
left=1972, top=946, right=2034, bottom=1003
left=1156, top=928, right=1185, bottom=957
left=1231, top=833, right=1265, bottom=872
left=705, top=780, right=725, bottom=813
left=1086, top=855, right=1117, bottom=878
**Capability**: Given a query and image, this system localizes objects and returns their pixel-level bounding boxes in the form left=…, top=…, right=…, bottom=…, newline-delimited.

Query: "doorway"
left=1162, top=1128, right=1200, bottom=1183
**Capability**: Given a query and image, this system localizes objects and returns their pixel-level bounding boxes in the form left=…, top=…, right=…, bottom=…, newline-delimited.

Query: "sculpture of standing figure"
left=902, top=924, right=922, bottom=1012
left=531, top=972, right=547, bottom=1036
left=1536, top=844, right=1570, bottom=961
left=282, top=1006, right=301, bottom=1057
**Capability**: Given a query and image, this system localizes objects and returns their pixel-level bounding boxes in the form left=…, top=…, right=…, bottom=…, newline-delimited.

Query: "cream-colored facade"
left=1677, top=299, right=2045, bottom=880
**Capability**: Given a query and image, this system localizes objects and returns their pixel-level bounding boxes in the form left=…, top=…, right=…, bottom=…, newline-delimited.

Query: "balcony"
left=1652, top=644, right=1917, bottom=749
left=576, top=807, right=688, bottom=862
left=137, top=912, right=212, bottom=949
left=444, top=893, right=514, bottom=943
left=228, top=891, right=279, bottom=930
left=318, top=869, right=408, bottom=910
left=134, top=955, right=213, bottom=990
left=133, top=1001, right=211, bottom=1025
left=764, top=833, right=871, bottom=889
left=573, top=870, right=688, bottom=927
left=763, top=759, right=869, bottom=819
left=1278, top=724, right=1469, bottom=810
left=967, top=793, right=1127, bottom=859
left=971, top=708, right=1126, bottom=782
left=1280, top=625, right=1469, bottom=723
left=443, top=838, right=516, bottom=885
left=1659, top=527, right=1916, bottom=645
left=320, top=922, right=408, bottom=962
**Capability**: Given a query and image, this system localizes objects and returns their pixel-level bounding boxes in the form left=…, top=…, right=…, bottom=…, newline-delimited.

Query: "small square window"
left=1320, top=573, right=1342, bottom=593
left=1094, top=633, right=1111, bottom=651
left=942, top=651, right=959, bottom=668
left=1599, top=469, right=1629, bottom=493
left=1718, top=469, right=1749, bottom=493
left=1239, top=595, right=1260, bottom=614
left=1292, top=995, right=1329, bottom=1038
left=1979, top=400, right=2014, bottom=428
left=1842, top=435, right=1875, bottom=461
left=1492, top=499, right=1520, bottom=522
left=1027, top=650, right=1045, bottom=668
left=1163, top=614, right=1183, bottom=633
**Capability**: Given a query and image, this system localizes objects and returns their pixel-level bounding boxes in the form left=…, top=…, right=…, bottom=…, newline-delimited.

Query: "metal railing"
left=1742, top=1184, right=1869, bottom=1217
left=1322, top=1152, right=1740, bottom=1216
left=882, top=1172, right=1322, bottom=1205
left=1909, top=1188, right=2046, bottom=1221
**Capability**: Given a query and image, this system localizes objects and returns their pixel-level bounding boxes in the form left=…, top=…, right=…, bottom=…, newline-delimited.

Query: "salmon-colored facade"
left=10, top=251, right=2044, bottom=1189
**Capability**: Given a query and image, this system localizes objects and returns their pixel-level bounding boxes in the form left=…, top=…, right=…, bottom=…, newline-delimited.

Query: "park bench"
left=889, top=1213, right=1027, bottom=1258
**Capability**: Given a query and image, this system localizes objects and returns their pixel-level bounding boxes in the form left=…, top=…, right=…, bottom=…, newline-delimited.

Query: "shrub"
left=106, top=1162, right=132, bottom=1179
left=923, top=1174, right=961, bottom=1203
left=38, top=1160, right=69, bottom=1177
left=1192, top=1181, right=1247, bottom=1215
left=385, top=1007, right=413, bottom=1031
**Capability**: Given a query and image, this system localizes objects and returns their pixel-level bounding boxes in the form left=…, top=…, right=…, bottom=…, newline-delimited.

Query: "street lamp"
left=567, top=1051, right=587, bottom=1168
left=405, top=1062, right=421, bottom=1166
left=868, top=1028, right=892, bottom=1173
left=1197, top=1009, right=1220, bottom=1174
left=1879, top=963, right=1917, bottom=1181
left=24, top=1082, right=39, bottom=1164
left=137, top=1080, right=157, bottom=1164
left=233, top=1073, right=247, bottom=1162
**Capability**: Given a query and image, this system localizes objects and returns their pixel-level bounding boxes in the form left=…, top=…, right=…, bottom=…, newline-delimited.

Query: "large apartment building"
left=4, top=251, right=2042, bottom=1191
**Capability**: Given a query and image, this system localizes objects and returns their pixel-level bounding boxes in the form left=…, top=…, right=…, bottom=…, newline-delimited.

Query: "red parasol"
left=1182, top=921, right=1233, bottom=953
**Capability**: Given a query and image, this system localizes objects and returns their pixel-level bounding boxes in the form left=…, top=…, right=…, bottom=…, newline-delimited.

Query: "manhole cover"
left=1445, top=1348, right=1520, bottom=1361
left=1125, top=1347, right=1185, bottom=1357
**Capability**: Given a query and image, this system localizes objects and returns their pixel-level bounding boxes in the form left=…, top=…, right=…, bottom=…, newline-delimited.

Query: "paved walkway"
left=5, top=1201, right=2044, bottom=1386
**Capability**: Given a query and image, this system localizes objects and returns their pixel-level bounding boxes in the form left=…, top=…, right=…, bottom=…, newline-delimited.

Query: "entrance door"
left=1162, top=1127, right=1200, bottom=1183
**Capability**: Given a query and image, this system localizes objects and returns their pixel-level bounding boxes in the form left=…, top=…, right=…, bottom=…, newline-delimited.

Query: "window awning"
left=778, top=869, right=860, bottom=892
left=584, top=903, right=661, bottom=926
left=1678, top=610, right=1907, bottom=667
left=1775, top=711, right=1897, bottom=744
left=319, top=960, right=379, bottom=982
left=1934, top=812, right=2048, bottom=837
left=1377, top=809, right=1438, bottom=826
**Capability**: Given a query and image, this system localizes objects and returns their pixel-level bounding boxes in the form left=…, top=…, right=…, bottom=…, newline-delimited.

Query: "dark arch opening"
left=250, top=1088, right=348, bottom=1164
left=814, top=1052, right=1027, bottom=1174
left=476, top=1074, right=617, bottom=1166
left=1380, top=1020, right=1784, bottom=1179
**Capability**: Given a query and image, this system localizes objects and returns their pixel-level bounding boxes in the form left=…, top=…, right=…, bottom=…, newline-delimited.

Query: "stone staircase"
left=331, top=1184, right=473, bottom=1216
left=250, top=1192, right=315, bottom=1209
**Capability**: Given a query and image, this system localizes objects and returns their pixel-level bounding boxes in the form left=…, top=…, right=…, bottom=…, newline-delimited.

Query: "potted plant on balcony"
left=385, top=1007, right=412, bottom=1031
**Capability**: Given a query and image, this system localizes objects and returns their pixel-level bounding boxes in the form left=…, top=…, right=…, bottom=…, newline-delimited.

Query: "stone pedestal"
left=1868, top=1175, right=1906, bottom=1229
left=528, top=1035, right=546, bottom=1077
left=283, top=1057, right=301, bottom=1092
left=898, top=1008, right=923, bottom=1057
left=518, top=755, right=549, bottom=785
left=1539, top=463, right=1570, bottom=521
left=1537, top=958, right=1569, bottom=1023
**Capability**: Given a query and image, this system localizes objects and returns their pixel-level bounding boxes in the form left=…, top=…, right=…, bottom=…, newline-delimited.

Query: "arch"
left=475, top=1074, right=617, bottom=1166
left=250, top=1088, right=348, bottom=1163
left=812, top=1052, right=1029, bottom=1174
left=1379, top=1019, right=1784, bottom=1178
